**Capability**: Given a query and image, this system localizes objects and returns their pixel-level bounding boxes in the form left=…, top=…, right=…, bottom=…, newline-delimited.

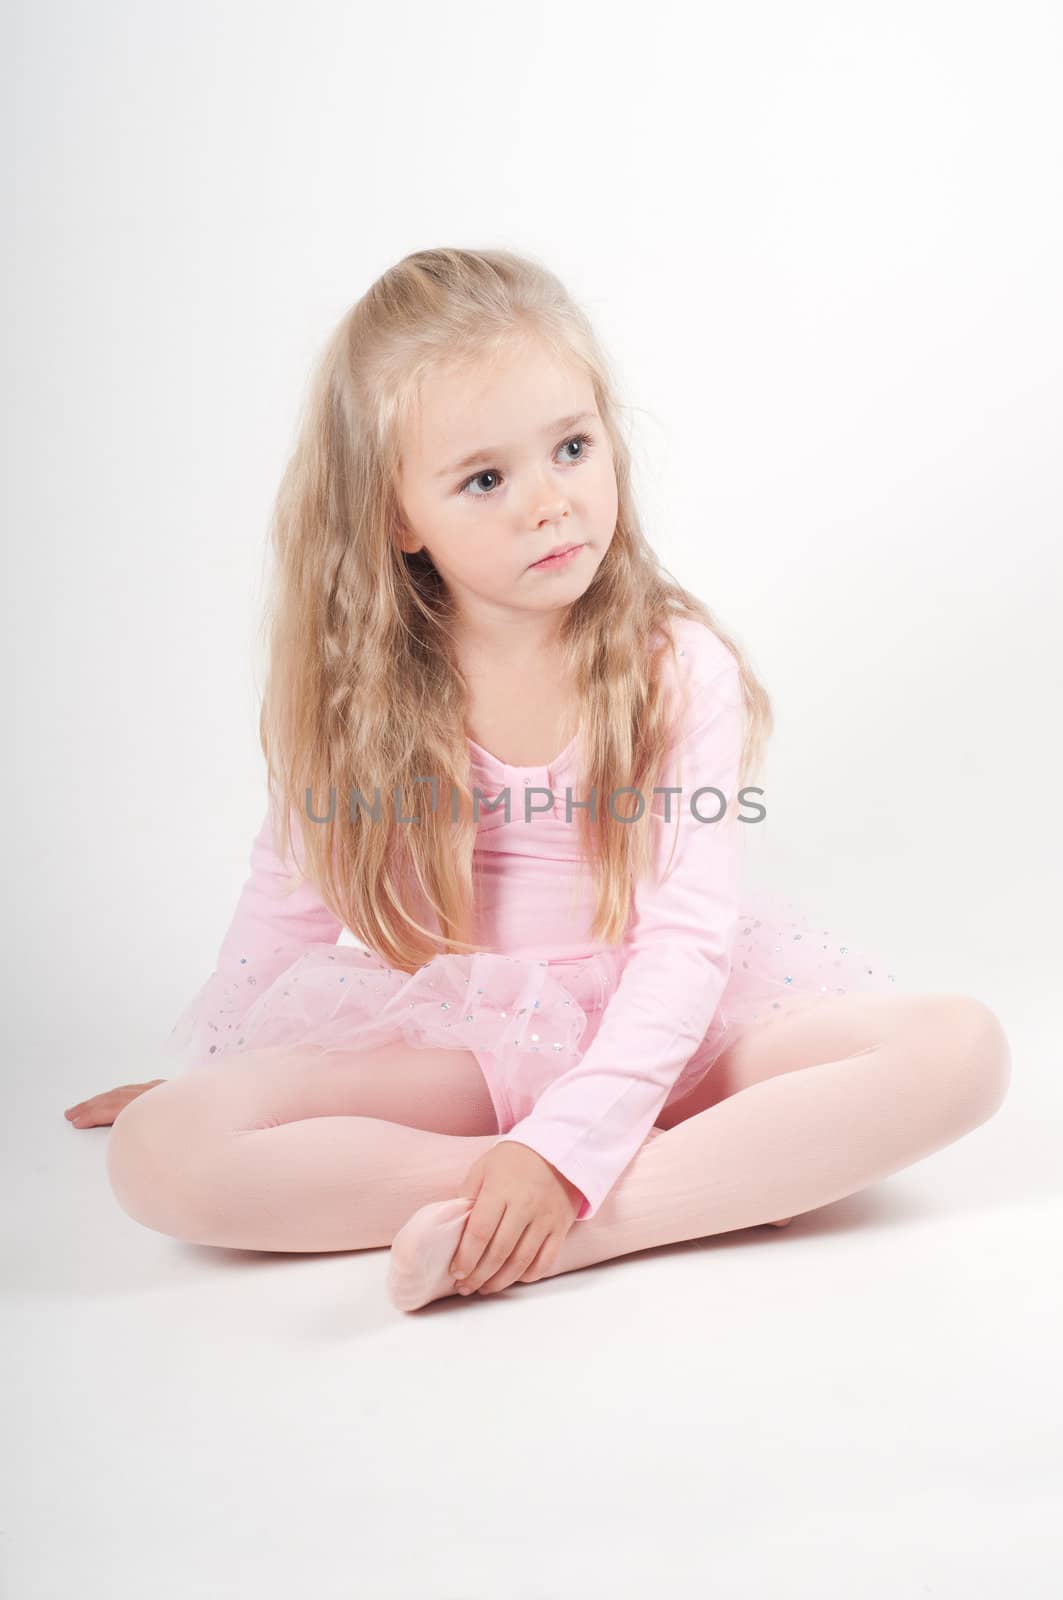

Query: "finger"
left=519, top=1231, right=561, bottom=1285
left=446, top=1193, right=486, bottom=1279
left=68, top=1093, right=109, bottom=1112
left=87, top=1093, right=127, bottom=1121
left=449, top=1196, right=505, bottom=1284
left=66, top=1101, right=100, bottom=1122
left=517, top=1234, right=551, bottom=1284
left=74, top=1104, right=111, bottom=1126
left=458, top=1211, right=529, bottom=1294
left=446, top=1164, right=485, bottom=1276
left=478, top=1223, right=548, bottom=1295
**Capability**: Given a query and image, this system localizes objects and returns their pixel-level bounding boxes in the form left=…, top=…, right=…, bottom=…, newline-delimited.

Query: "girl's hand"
left=448, top=1142, right=583, bottom=1295
left=64, top=1080, right=167, bottom=1128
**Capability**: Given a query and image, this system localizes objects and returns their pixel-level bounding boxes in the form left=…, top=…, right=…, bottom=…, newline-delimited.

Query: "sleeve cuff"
left=492, top=1129, right=602, bottom=1221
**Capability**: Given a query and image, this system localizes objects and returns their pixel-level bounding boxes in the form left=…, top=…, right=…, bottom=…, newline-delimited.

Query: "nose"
left=528, top=483, right=570, bottom=525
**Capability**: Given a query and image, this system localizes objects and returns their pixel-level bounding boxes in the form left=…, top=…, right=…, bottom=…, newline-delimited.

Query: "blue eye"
left=459, top=430, right=596, bottom=500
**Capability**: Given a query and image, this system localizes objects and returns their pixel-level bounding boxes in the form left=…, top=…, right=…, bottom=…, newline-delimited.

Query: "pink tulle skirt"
left=165, top=887, right=902, bottom=1132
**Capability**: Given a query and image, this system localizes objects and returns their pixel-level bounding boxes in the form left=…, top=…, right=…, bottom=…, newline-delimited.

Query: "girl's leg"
left=108, top=990, right=1011, bottom=1298
left=105, top=1040, right=505, bottom=1252
left=389, top=990, right=1011, bottom=1306
left=539, top=990, right=1010, bottom=1279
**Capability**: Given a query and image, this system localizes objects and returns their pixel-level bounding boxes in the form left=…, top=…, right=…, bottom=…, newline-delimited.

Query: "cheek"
left=426, top=507, right=487, bottom=563
left=450, top=516, right=510, bottom=575
left=593, top=466, right=619, bottom=532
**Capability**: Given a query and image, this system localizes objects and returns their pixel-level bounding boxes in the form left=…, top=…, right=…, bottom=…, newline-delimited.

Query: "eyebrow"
left=435, top=411, right=598, bottom=478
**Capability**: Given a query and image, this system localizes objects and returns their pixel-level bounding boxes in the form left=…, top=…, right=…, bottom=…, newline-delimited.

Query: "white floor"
left=8, top=1012, right=1062, bottom=1600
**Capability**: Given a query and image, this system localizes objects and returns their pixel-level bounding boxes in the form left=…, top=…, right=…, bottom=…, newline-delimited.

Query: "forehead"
left=406, top=343, right=595, bottom=467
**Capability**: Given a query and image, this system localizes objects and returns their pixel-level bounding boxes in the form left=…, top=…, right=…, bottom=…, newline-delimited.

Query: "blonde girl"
left=66, top=248, right=1010, bottom=1310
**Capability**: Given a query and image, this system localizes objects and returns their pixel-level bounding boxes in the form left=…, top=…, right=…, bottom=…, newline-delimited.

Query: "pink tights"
left=105, top=992, right=1010, bottom=1284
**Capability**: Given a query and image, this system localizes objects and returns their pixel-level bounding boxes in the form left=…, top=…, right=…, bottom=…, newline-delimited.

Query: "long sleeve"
left=165, top=794, right=344, bottom=1069
left=494, top=632, right=747, bottom=1219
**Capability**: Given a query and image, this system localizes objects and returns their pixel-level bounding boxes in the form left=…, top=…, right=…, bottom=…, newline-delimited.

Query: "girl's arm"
left=165, top=796, right=344, bottom=1069
left=494, top=634, right=747, bottom=1220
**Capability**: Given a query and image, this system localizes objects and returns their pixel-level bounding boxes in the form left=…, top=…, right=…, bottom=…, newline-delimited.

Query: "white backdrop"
left=7, top=3, right=1059, bottom=1071
left=6, top=3, right=1062, bottom=1596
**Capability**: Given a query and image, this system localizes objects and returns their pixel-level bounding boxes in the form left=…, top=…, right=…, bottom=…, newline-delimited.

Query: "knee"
left=105, top=1077, right=216, bottom=1241
left=916, top=993, right=1012, bottom=1127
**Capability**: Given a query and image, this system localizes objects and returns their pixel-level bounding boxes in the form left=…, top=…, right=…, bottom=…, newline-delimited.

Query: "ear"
left=392, top=507, right=424, bottom=558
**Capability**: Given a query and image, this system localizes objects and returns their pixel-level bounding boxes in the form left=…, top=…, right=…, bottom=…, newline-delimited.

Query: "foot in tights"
left=386, top=1131, right=793, bottom=1312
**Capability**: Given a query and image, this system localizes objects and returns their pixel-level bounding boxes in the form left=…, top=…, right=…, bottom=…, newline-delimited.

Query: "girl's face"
left=394, top=341, right=618, bottom=641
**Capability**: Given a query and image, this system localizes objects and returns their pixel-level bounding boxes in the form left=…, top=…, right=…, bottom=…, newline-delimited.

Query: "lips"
left=531, top=542, right=582, bottom=567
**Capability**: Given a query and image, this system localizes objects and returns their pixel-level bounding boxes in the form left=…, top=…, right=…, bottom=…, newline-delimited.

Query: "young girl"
left=68, top=247, right=1011, bottom=1312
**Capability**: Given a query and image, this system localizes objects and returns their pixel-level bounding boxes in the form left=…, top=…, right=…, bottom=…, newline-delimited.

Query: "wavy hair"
left=256, top=246, right=773, bottom=973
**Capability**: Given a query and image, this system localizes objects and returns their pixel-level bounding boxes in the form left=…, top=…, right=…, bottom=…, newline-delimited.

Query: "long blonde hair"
left=257, top=246, right=773, bottom=973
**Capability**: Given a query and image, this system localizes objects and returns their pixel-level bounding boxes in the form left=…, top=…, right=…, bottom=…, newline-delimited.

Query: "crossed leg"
left=105, top=992, right=1010, bottom=1305
left=106, top=1034, right=504, bottom=1253
left=388, top=989, right=1011, bottom=1306
left=547, top=990, right=1010, bottom=1267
